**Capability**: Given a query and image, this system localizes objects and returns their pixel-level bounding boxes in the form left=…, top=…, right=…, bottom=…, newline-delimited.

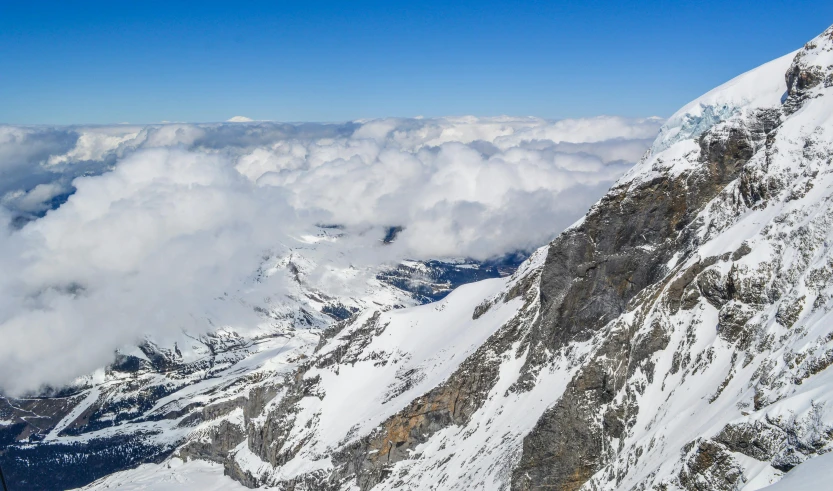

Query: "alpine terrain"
left=5, top=22, right=833, bottom=491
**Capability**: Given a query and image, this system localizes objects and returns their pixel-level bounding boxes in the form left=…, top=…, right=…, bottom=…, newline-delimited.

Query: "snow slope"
left=74, top=458, right=247, bottom=491
left=759, top=451, right=833, bottom=490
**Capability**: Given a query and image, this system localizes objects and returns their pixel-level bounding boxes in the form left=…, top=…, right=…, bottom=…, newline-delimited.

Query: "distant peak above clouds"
left=226, top=116, right=254, bottom=122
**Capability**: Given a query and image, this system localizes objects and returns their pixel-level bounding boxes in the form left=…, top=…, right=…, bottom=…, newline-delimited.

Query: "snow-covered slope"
left=26, top=23, right=833, bottom=491
left=77, top=458, right=248, bottom=491
left=0, top=223, right=523, bottom=490
left=224, top=247, right=550, bottom=488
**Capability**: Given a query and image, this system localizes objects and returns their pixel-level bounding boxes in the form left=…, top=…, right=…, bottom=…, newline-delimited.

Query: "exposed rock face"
left=785, top=28, right=833, bottom=112
left=178, top=418, right=246, bottom=463
left=509, top=99, right=778, bottom=491
left=326, top=278, right=541, bottom=491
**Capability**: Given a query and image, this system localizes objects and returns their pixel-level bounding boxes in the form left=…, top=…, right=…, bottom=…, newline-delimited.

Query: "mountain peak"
left=786, top=25, right=833, bottom=102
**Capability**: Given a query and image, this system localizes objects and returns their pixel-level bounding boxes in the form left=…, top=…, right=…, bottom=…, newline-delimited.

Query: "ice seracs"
left=649, top=51, right=796, bottom=156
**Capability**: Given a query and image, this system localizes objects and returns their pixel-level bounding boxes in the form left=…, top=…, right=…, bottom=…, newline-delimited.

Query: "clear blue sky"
left=1, top=0, right=832, bottom=124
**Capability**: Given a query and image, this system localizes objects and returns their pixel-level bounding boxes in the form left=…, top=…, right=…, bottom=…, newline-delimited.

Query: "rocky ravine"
left=78, top=24, right=833, bottom=491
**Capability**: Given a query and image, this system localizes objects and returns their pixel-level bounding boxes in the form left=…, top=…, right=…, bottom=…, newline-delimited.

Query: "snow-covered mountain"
left=6, top=23, right=833, bottom=491
left=0, top=223, right=527, bottom=490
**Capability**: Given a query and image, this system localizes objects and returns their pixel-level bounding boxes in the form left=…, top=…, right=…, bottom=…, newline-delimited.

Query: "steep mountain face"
left=12, top=24, right=833, bottom=491
left=519, top=32, right=833, bottom=491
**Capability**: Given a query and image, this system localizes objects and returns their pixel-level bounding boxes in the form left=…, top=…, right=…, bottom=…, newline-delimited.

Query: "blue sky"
left=1, top=0, right=832, bottom=124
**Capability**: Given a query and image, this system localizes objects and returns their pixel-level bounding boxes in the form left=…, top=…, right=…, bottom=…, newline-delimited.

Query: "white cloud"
left=0, top=116, right=662, bottom=394
left=227, top=116, right=254, bottom=122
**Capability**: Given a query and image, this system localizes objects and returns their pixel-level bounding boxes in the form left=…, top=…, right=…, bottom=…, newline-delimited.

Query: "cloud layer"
left=0, top=116, right=661, bottom=394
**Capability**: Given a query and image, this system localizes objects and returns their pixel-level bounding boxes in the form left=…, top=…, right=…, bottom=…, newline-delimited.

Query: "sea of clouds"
left=0, top=116, right=662, bottom=394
